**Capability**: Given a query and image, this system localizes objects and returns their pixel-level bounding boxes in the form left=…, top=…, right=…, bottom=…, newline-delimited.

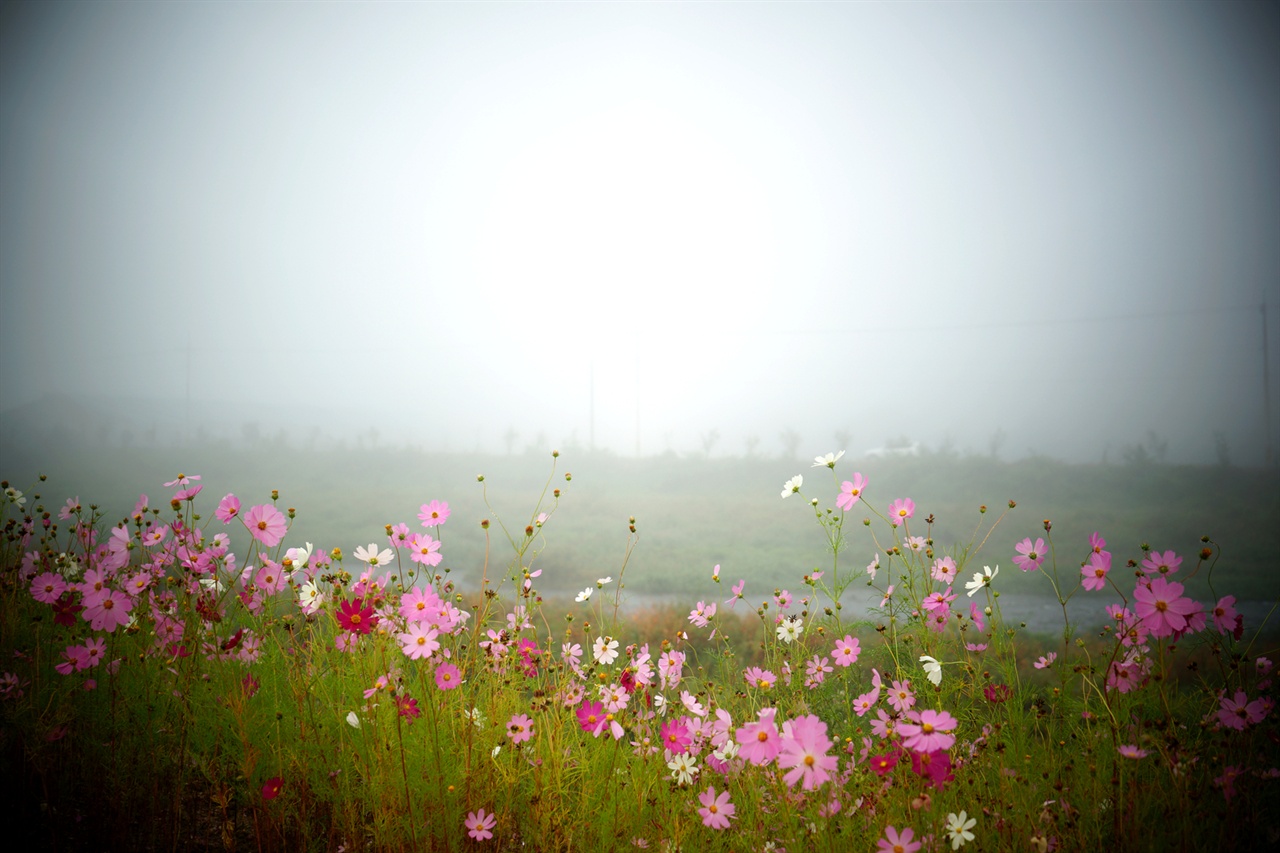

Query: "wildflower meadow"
left=1, top=449, right=1276, bottom=851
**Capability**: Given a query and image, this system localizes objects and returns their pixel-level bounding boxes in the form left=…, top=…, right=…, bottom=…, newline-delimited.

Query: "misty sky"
left=2, top=1, right=1277, bottom=463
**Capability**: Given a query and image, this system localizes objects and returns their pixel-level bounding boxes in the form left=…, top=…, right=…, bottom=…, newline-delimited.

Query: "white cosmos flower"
left=812, top=451, right=845, bottom=469
left=776, top=616, right=804, bottom=644
left=346, top=711, right=360, bottom=728
left=597, top=576, right=613, bottom=586
left=965, top=564, right=999, bottom=597
left=575, top=587, right=593, bottom=602
left=285, top=542, right=313, bottom=572
left=781, top=475, right=803, bottom=499
left=593, top=636, right=620, bottom=665
left=299, top=581, right=324, bottom=614
left=920, top=655, right=943, bottom=686
left=353, top=543, right=394, bottom=567
left=667, top=752, right=698, bottom=786
left=946, top=810, right=977, bottom=849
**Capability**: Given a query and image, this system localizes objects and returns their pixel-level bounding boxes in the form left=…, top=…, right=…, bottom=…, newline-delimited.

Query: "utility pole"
left=1264, top=303, right=1274, bottom=466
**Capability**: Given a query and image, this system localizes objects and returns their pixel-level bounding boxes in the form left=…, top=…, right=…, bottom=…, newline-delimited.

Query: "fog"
left=2, top=1, right=1278, bottom=464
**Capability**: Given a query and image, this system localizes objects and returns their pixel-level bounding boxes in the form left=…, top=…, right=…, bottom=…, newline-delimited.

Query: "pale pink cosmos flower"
left=434, top=662, right=462, bottom=690
left=243, top=504, right=287, bottom=548
left=1118, top=744, right=1148, bottom=759
left=400, top=586, right=442, bottom=622
left=725, top=578, right=745, bottom=608
left=877, top=825, right=922, bottom=853
left=931, top=556, right=958, bottom=584
left=778, top=714, right=838, bottom=790
left=837, top=473, right=867, bottom=511
left=887, top=680, right=915, bottom=714
left=466, top=808, right=496, bottom=841
left=832, top=635, right=861, bottom=667
left=1013, top=537, right=1046, bottom=572
left=1033, top=652, right=1057, bottom=670
left=888, top=498, right=915, bottom=527
left=697, top=785, right=736, bottom=829
left=743, top=667, right=776, bottom=690
left=688, top=601, right=716, bottom=628
left=735, top=708, right=781, bottom=765
left=215, top=494, right=241, bottom=524
left=418, top=500, right=450, bottom=527
left=407, top=533, right=442, bottom=566
left=399, top=623, right=440, bottom=660
left=163, top=473, right=201, bottom=488
left=804, top=655, right=833, bottom=687
left=867, top=553, right=880, bottom=580
left=1133, top=577, right=1199, bottom=638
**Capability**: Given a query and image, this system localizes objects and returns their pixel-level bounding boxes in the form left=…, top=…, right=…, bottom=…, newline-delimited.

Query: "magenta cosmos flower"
left=1141, top=549, right=1182, bottom=577
left=1133, top=577, right=1199, bottom=638
left=335, top=598, right=378, bottom=635
left=697, top=785, right=736, bottom=829
left=261, top=776, right=283, bottom=801
left=466, top=808, right=496, bottom=841
left=243, top=504, right=287, bottom=548
left=837, top=473, right=867, bottom=511
left=1013, top=537, right=1046, bottom=572
left=888, top=498, right=915, bottom=527
left=661, top=719, right=692, bottom=754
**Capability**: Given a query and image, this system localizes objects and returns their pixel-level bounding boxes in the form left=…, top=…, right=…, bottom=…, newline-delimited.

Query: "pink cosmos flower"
left=736, top=708, right=781, bottom=765
left=897, top=709, right=958, bottom=753
left=778, top=714, right=838, bottom=790
left=243, top=504, right=287, bottom=547
left=30, top=572, right=67, bottom=604
left=837, top=473, right=867, bottom=511
left=1212, top=595, right=1242, bottom=637
left=725, top=578, right=745, bottom=608
left=1133, top=577, right=1199, bottom=638
left=466, top=808, right=496, bottom=841
left=931, top=556, right=957, bottom=584
left=743, top=667, right=776, bottom=690
left=399, top=623, right=440, bottom=660
left=1013, top=537, right=1046, bottom=572
left=408, top=533, right=443, bottom=566
left=1218, top=690, right=1268, bottom=731
left=434, top=661, right=461, bottom=690
left=83, top=588, right=134, bottom=633
left=888, top=498, right=915, bottom=527
left=922, top=586, right=956, bottom=614
left=506, top=713, right=534, bottom=745
left=697, top=785, right=736, bottom=829
left=833, top=635, right=861, bottom=667
left=1081, top=551, right=1111, bottom=591
left=887, top=679, right=915, bottom=714
left=1089, top=531, right=1107, bottom=556
left=1033, top=652, right=1057, bottom=670
left=1118, top=744, right=1148, bottom=759
left=869, top=749, right=900, bottom=777
left=805, top=655, right=833, bottom=687
left=1141, top=549, right=1182, bottom=577
left=877, top=825, right=921, bottom=853
left=418, top=500, right=451, bottom=527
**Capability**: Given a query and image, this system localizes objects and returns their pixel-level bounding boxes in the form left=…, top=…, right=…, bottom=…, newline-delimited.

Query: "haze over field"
left=2, top=1, right=1278, bottom=464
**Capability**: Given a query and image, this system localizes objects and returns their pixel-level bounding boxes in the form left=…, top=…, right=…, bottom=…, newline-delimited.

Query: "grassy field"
left=2, top=441, right=1276, bottom=613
